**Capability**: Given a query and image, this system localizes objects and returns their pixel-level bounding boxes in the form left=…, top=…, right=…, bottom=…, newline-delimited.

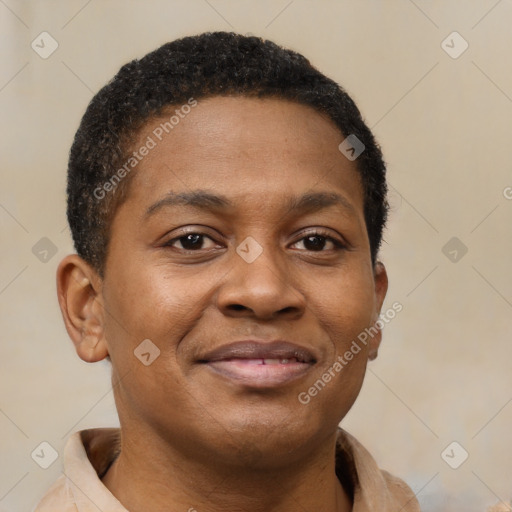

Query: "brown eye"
left=292, top=232, right=345, bottom=252
left=165, top=233, right=218, bottom=251
left=302, top=235, right=328, bottom=251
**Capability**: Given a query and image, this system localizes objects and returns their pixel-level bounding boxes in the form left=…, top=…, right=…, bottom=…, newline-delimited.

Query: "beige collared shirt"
left=33, top=427, right=421, bottom=512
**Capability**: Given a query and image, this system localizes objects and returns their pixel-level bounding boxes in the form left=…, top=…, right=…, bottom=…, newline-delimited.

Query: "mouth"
left=198, top=340, right=317, bottom=388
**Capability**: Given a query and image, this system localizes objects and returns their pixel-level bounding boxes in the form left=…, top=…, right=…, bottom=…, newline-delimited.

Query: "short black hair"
left=67, top=31, right=388, bottom=276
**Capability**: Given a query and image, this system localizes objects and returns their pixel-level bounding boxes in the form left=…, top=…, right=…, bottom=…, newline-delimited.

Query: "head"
left=57, top=32, right=389, bottom=467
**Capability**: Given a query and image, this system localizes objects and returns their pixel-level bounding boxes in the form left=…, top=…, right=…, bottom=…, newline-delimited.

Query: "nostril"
left=228, top=304, right=246, bottom=311
left=279, top=306, right=299, bottom=314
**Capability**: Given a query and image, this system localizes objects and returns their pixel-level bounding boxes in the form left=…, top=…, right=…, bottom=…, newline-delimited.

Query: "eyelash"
left=163, top=229, right=346, bottom=253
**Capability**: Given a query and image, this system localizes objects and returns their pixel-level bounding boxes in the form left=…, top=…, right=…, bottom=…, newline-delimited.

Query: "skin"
left=57, top=96, right=388, bottom=512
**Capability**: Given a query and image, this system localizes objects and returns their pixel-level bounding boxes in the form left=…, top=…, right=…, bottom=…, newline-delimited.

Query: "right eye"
left=163, top=232, right=220, bottom=252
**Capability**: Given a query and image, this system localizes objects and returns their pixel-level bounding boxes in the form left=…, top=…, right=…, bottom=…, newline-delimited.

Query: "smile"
left=199, top=340, right=317, bottom=388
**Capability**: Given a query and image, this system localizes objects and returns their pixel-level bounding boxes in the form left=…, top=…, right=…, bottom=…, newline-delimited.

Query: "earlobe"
left=368, top=260, right=389, bottom=361
left=78, top=333, right=109, bottom=363
left=373, top=261, right=388, bottom=313
left=56, top=254, right=109, bottom=363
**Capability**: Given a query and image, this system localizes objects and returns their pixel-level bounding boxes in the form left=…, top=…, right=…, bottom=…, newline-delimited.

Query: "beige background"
left=1, top=1, right=511, bottom=511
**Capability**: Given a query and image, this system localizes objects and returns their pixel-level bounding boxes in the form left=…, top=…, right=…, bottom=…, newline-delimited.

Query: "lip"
left=198, top=340, right=317, bottom=388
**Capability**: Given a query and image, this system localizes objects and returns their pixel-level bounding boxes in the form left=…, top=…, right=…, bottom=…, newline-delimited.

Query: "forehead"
left=124, top=96, right=364, bottom=214
left=137, top=96, right=344, bottom=159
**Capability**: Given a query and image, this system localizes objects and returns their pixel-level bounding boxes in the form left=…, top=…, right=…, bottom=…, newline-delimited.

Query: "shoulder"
left=335, top=428, right=420, bottom=512
left=380, top=469, right=421, bottom=512
left=32, top=428, right=123, bottom=512
left=486, top=503, right=512, bottom=512
left=32, top=475, right=76, bottom=512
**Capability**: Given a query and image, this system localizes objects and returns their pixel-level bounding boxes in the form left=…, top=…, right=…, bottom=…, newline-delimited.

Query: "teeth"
left=225, top=358, right=301, bottom=365
left=261, top=358, right=298, bottom=365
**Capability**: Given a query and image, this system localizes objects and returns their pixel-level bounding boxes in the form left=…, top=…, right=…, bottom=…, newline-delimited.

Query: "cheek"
left=102, top=263, right=215, bottom=370
left=304, top=269, right=375, bottom=412
left=101, top=266, right=207, bottom=420
left=317, top=270, right=376, bottom=353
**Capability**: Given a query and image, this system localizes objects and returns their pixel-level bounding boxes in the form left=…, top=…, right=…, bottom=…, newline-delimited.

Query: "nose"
left=216, top=244, right=306, bottom=321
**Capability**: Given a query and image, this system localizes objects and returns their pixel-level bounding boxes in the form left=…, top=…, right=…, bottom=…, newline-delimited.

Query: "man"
left=35, top=31, right=420, bottom=511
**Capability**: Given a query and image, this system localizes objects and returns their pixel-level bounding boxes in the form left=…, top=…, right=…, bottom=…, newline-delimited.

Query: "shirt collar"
left=61, top=427, right=418, bottom=512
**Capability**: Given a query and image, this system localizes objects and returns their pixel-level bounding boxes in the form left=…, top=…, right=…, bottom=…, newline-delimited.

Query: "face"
left=74, top=96, right=387, bottom=467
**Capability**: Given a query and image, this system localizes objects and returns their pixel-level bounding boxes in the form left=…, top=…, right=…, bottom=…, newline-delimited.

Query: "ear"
left=56, top=254, right=109, bottom=363
left=368, top=261, right=388, bottom=361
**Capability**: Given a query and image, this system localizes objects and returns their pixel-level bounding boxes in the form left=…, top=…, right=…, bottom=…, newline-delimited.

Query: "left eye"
left=291, top=233, right=344, bottom=252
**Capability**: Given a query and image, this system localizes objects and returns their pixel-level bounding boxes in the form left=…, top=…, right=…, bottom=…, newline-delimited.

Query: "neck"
left=102, top=427, right=353, bottom=512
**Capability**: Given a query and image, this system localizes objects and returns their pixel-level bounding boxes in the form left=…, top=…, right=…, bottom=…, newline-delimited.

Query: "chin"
left=204, top=407, right=333, bottom=466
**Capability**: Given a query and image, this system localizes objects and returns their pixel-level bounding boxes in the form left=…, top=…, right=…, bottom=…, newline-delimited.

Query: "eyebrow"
left=144, top=189, right=356, bottom=219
